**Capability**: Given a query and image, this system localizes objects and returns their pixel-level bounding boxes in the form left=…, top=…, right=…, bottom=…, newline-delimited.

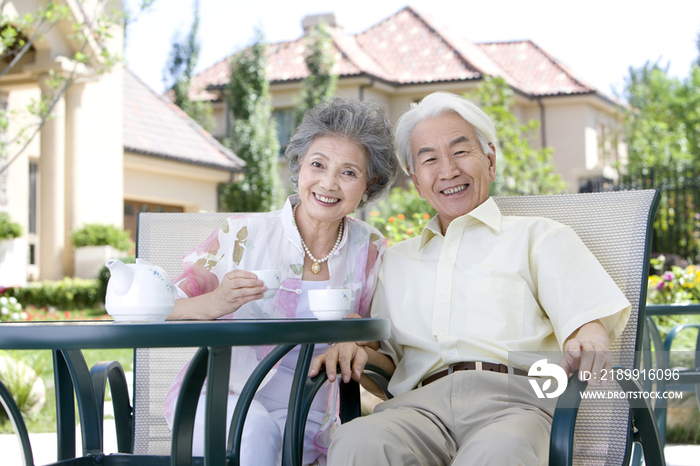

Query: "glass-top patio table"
left=0, top=318, right=390, bottom=466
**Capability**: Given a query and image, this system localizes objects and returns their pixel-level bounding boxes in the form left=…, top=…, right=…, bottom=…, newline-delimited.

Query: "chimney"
left=301, top=13, right=342, bottom=33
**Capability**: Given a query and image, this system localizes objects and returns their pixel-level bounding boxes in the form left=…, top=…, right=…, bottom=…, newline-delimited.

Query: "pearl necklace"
left=293, top=202, right=344, bottom=274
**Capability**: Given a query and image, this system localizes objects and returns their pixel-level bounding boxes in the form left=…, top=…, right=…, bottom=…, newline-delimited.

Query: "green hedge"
left=1, top=278, right=102, bottom=310
left=70, top=224, right=131, bottom=252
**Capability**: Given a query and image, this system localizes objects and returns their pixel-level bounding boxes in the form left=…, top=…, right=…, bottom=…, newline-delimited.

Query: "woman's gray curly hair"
left=285, top=97, right=399, bottom=210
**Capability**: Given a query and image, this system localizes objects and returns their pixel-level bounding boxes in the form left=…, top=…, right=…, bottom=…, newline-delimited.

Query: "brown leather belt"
left=419, top=361, right=528, bottom=388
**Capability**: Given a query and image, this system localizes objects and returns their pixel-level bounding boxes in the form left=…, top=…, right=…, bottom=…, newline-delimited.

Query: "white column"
left=39, top=80, right=67, bottom=280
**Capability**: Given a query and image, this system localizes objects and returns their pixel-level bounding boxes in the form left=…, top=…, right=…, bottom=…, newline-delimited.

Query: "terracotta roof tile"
left=124, top=69, right=244, bottom=171
left=190, top=6, right=604, bottom=99
left=357, top=7, right=482, bottom=84
left=478, top=40, right=595, bottom=96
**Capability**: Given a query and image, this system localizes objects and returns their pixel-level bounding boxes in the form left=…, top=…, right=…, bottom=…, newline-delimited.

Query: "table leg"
left=227, top=344, right=295, bottom=466
left=203, top=346, right=232, bottom=466
left=58, top=349, right=103, bottom=456
left=282, top=343, right=315, bottom=466
left=53, top=350, right=76, bottom=460
left=172, top=347, right=210, bottom=466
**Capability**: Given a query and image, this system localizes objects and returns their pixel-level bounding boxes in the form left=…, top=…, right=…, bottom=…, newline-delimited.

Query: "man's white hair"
left=395, top=92, right=501, bottom=174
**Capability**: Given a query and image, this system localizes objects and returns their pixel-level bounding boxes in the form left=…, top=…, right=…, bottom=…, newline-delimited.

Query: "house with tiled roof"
left=193, top=6, right=622, bottom=192
left=0, top=0, right=244, bottom=283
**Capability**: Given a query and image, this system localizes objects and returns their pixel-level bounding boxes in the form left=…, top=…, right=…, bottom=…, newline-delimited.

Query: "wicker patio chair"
left=324, top=189, right=663, bottom=466
left=92, top=212, right=234, bottom=459
left=494, top=189, right=662, bottom=466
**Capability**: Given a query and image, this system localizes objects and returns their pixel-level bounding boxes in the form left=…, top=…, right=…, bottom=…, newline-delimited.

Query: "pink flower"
left=662, top=272, right=674, bottom=281
left=175, top=263, right=220, bottom=297
left=656, top=281, right=665, bottom=291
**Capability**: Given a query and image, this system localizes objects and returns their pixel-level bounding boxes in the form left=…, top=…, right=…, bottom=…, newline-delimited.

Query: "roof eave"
left=124, top=146, right=246, bottom=172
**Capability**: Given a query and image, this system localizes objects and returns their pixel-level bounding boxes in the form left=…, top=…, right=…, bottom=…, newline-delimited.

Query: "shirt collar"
left=281, top=194, right=349, bottom=253
left=418, top=197, right=502, bottom=251
left=281, top=194, right=302, bottom=247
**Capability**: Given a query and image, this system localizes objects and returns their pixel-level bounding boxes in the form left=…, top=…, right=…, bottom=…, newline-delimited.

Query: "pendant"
left=311, top=261, right=321, bottom=274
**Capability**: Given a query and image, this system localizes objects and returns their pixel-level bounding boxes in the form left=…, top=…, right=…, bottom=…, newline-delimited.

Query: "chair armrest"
left=615, top=375, right=665, bottom=466
left=549, top=374, right=587, bottom=466
left=363, top=363, right=393, bottom=400
left=303, top=363, right=392, bottom=425
left=663, top=323, right=700, bottom=353
left=90, top=361, right=133, bottom=453
left=549, top=366, right=666, bottom=466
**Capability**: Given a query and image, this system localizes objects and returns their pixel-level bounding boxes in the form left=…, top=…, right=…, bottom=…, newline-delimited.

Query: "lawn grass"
left=0, top=308, right=134, bottom=434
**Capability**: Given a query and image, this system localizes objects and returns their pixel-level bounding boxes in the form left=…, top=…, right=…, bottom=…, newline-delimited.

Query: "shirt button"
left=438, top=331, right=444, bottom=336
left=448, top=351, right=454, bottom=357
left=440, top=293, right=446, bottom=299
left=446, top=255, right=454, bottom=261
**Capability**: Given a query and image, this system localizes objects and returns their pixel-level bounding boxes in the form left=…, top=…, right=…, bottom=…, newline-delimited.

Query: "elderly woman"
left=163, top=97, right=399, bottom=466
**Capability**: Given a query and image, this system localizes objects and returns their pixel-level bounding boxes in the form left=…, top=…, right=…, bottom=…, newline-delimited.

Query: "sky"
left=123, top=0, right=700, bottom=99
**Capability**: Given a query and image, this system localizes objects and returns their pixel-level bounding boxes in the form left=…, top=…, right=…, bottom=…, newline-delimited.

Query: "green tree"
left=220, top=28, right=282, bottom=212
left=620, top=61, right=693, bottom=173
left=162, top=0, right=212, bottom=131
left=470, top=76, right=567, bottom=196
left=0, top=0, right=130, bottom=176
left=293, top=22, right=338, bottom=123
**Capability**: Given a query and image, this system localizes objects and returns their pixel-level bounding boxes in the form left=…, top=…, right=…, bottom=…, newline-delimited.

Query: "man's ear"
left=409, top=173, right=425, bottom=199
left=487, top=144, right=497, bottom=182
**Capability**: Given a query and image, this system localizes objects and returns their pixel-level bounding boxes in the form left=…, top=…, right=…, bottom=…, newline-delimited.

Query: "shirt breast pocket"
left=465, top=278, right=524, bottom=340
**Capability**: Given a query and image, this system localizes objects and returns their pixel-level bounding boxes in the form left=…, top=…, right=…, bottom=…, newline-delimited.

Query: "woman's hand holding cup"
left=207, top=270, right=267, bottom=317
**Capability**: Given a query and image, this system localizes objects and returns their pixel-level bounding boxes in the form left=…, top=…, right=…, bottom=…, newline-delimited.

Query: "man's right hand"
left=310, top=342, right=369, bottom=383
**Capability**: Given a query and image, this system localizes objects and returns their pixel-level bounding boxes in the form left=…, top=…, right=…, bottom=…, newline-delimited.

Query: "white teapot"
left=105, top=258, right=176, bottom=322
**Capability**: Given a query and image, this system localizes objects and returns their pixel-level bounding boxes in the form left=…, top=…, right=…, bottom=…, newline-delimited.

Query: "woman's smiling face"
left=296, top=135, right=369, bottom=225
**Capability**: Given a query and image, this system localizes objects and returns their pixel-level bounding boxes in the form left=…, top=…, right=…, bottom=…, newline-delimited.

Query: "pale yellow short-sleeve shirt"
left=371, top=197, right=631, bottom=396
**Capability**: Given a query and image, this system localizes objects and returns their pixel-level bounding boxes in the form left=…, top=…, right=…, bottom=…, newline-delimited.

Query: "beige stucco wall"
left=2, top=84, right=41, bottom=235
left=0, top=0, right=126, bottom=280
left=124, top=152, right=232, bottom=213
left=203, top=76, right=622, bottom=195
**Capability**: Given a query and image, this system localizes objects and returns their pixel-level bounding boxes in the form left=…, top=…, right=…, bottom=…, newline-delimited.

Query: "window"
left=29, top=162, right=37, bottom=234
left=273, top=109, right=294, bottom=155
left=123, top=200, right=184, bottom=242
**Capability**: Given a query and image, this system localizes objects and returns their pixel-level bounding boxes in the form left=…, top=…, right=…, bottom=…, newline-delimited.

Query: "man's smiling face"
left=409, top=112, right=496, bottom=233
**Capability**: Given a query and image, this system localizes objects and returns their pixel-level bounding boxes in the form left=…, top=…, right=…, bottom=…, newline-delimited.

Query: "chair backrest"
left=493, top=190, right=659, bottom=466
left=132, top=212, right=235, bottom=455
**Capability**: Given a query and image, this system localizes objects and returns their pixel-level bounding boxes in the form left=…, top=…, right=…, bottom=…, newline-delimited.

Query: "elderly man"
left=310, top=92, right=630, bottom=466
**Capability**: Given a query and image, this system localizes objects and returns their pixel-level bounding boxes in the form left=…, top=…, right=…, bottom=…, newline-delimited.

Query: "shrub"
left=0, top=351, right=46, bottom=424
left=0, top=212, right=22, bottom=241
left=70, top=224, right=132, bottom=252
left=1, top=277, right=102, bottom=310
left=647, top=256, right=700, bottom=304
left=367, top=211, right=431, bottom=246
left=0, top=296, right=26, bottom=321
left=375, top=185, right=435, bottom=221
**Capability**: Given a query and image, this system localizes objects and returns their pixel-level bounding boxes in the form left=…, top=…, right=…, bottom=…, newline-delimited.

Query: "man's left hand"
left=559, top=320, right=611, bottom=386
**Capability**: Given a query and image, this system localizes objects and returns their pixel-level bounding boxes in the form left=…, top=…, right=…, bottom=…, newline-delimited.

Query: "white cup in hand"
left=308, top=289, right=351, bottom=320
left=251, top=269, right=281, bottom=299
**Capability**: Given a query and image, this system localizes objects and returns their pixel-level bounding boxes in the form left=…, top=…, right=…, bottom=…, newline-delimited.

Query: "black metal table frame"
left=0, top=318, right=390, bottom=466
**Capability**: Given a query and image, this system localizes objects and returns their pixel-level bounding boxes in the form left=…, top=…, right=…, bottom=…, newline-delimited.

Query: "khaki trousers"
left=328, top=370, right=556, bottom=466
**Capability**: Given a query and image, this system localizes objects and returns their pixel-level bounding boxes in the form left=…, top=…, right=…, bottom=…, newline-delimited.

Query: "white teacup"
left=308, top=288, right=351, bottom=320
left=252, top=269, right=281, bottom=299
